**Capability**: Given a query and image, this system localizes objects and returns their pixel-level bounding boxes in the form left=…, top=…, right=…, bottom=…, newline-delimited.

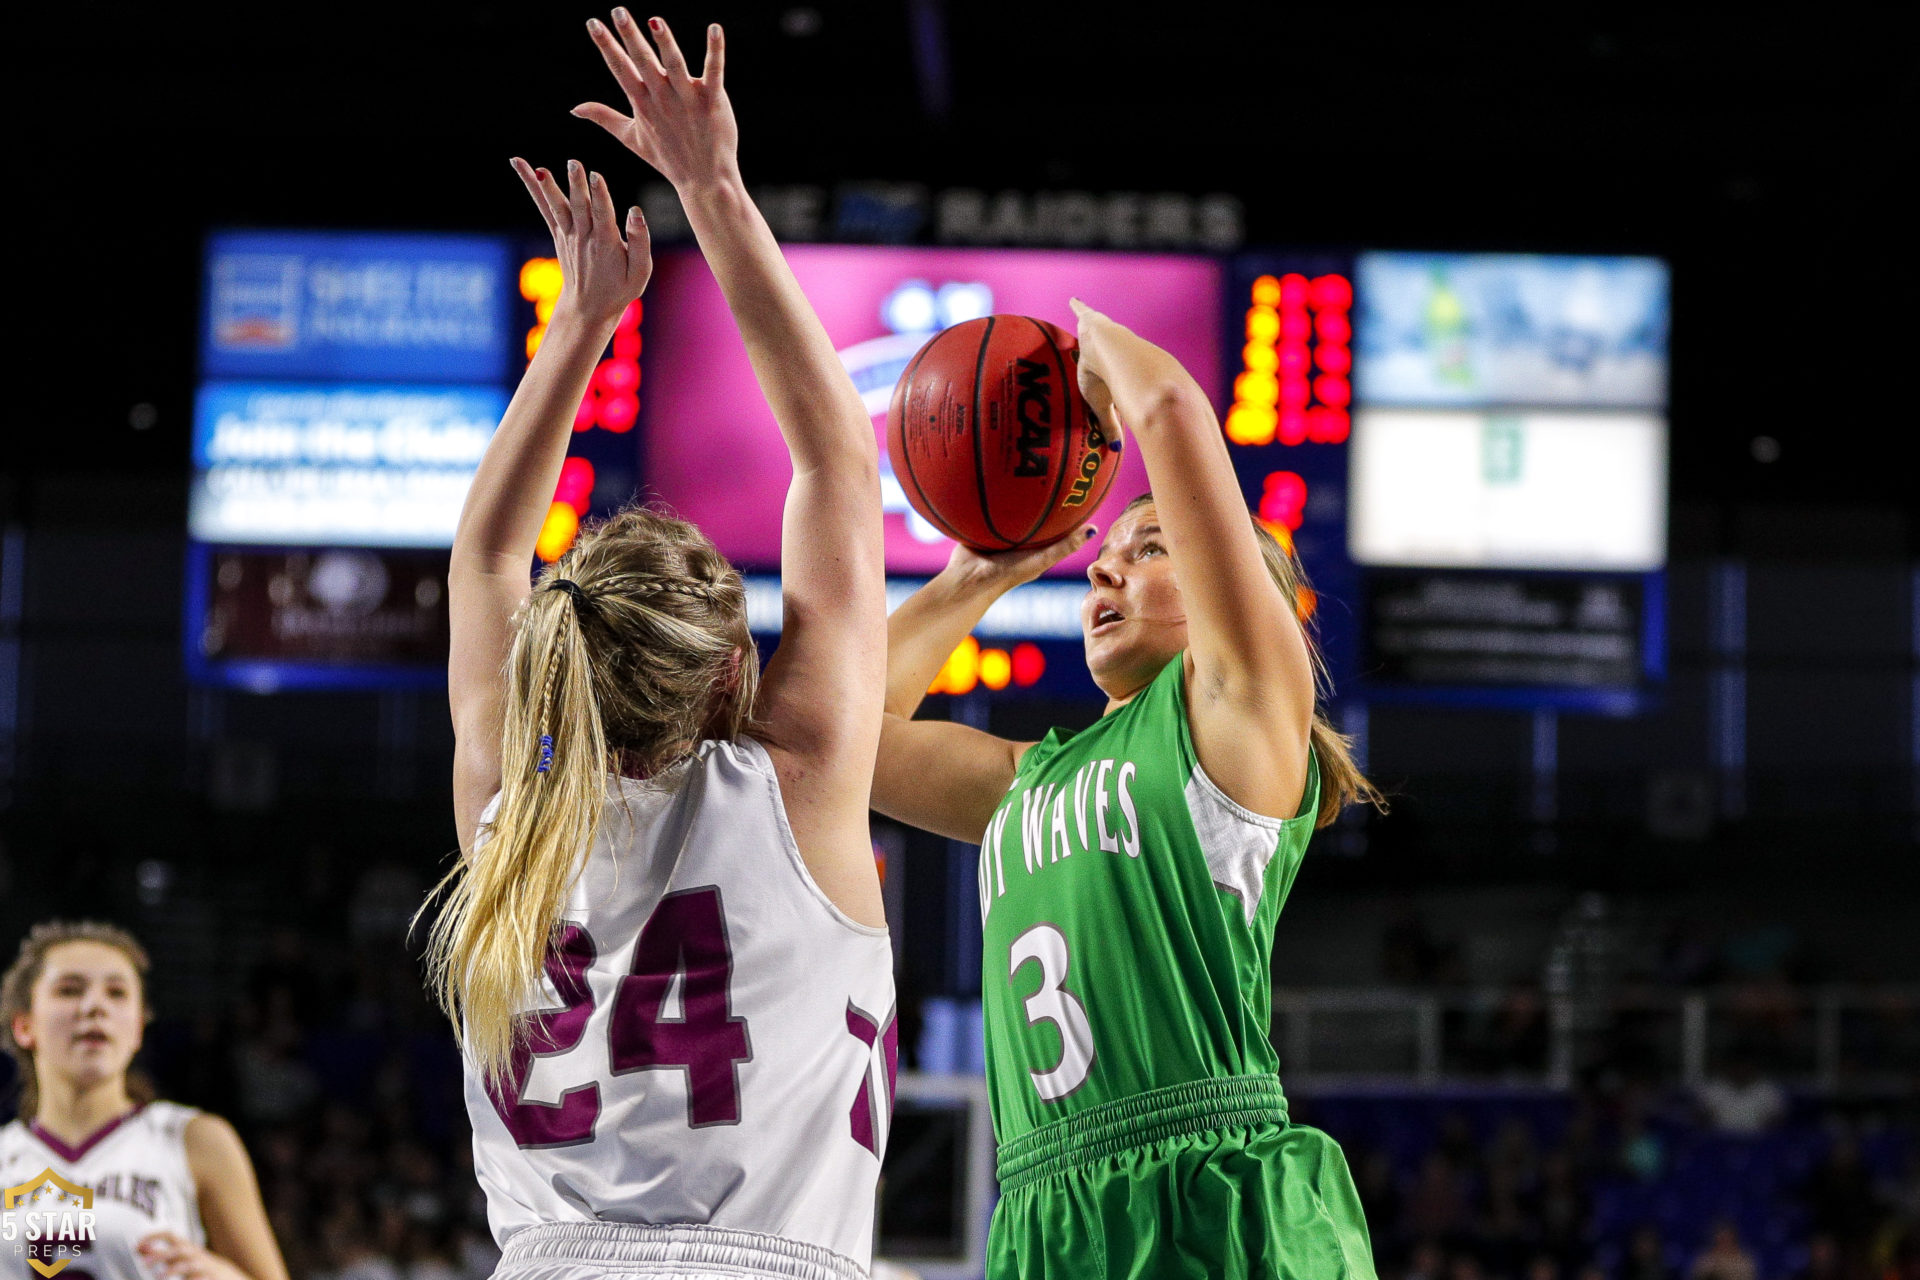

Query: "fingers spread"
left=649, top=16, right=688, bottom=78
left=571, top=101, right=634, bottom=138
left=535, top=164, right=573, bottom=234
left=587, top=17, right=651, bottom=103
left=588, top=169, right=619, bottom=240
left=565, top=160, right=590, bottom=233
left=511, top=158, right=561, bottom=237
left=611, top=8, right=668, bottom=81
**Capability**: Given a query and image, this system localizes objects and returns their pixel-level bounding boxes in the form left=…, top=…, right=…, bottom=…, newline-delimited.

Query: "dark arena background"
left=6, top=5, right=1918, bottom=1279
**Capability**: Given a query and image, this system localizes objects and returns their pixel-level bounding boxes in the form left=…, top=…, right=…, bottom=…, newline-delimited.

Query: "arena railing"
left=1268, top=984, right=1920, bottom=1093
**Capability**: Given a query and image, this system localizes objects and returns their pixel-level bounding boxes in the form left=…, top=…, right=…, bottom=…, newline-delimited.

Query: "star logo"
left=2, top=1169, right=94, bottom=1277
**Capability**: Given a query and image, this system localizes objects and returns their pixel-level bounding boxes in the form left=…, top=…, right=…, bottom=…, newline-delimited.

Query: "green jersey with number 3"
left=977, top=652, right=1320, bottom=1146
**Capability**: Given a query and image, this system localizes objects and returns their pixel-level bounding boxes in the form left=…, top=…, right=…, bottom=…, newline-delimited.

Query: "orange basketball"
left=886, top=315, right=1122, bottom=551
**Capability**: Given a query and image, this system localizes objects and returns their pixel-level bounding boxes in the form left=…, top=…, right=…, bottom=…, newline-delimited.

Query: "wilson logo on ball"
left=887, top=315, right=1123, bottom=551
left=1063, top=420, right=1109, bottom=508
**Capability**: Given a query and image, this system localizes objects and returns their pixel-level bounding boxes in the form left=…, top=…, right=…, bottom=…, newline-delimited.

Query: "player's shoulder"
left=605, top=737, right=771, bottom=796
left=135, top=1100, right=206, bottom=1145
left=702, top=734, right=774, bottom=777
left=699, top=734, right=817, bottom=818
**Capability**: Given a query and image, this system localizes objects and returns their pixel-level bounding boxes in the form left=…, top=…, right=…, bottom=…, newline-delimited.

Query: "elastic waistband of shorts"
left=995, top=1074, right=1289, bottom=1191
left=497, top=1222, right=867, bottom=1280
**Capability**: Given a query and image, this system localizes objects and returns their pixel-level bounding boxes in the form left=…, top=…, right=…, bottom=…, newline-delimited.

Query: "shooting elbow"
left=1129, top=380, right=1204, bottom=437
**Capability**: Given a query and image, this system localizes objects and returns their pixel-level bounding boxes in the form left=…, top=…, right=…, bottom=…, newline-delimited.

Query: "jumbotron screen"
left=638, top=245, right=1225, bottom=576
left=185, top=229, right=1667, bottom=706
left=1348, top=252, right=1670, bottom=575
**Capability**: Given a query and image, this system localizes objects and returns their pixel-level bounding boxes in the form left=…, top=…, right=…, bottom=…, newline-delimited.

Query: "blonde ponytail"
left=420, top=505, right=759, bottom=1087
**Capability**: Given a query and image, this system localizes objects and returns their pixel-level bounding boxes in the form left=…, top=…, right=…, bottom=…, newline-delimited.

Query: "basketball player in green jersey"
left=871, top=298, right=1383, bottom=1277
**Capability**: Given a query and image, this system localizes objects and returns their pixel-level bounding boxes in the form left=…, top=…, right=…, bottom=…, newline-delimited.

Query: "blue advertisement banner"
left=201, top=231, right=514, bottom=382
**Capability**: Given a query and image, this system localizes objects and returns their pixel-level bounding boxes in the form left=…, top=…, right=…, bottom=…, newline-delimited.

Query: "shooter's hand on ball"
left=511, top=157, right=652, bottom=325
left=1068, top=297, right=1195, bottom=438
left=576, top=12, right=738, bottom=193
left=1067, top=297, right=1123, bottom=423
left=941, top=525, right=1098, bottom=597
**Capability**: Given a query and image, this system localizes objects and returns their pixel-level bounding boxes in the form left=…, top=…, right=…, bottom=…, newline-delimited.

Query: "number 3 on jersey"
left=1008, top=923, right=1095, bottom=1100
left=488, top=886, right=752, bottom=1147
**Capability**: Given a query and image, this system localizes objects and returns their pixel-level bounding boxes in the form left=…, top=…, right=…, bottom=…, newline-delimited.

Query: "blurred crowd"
left=1, top=845, right=1914, bottom=1280
left=3, top=929, right=1886, bottom=1280
left=1372, top=901, right=1918, bottom=1088
left=141, top=928, right=498, bottom=1280
left=1317, top=1085, right=1920, bottom=1280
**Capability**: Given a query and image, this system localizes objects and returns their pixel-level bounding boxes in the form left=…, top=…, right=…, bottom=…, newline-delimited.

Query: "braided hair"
left=421, top=503, right=758, bottom=1085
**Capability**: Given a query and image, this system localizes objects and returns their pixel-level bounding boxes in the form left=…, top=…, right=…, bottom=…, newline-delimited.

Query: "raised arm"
left=448, top=160, right=650, bottom=852
left=1069, top=298, right=1316, bottom=817
left=576, top=14, right=884, bottom=919
left=870, top=536, right=1087, bottom=843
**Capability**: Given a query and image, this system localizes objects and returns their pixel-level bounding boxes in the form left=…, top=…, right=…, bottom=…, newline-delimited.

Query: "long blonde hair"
left=1, top=920, right=157, bottom=1120
left=422, top=505, right=759, bottom=1086
left=1123, top=493, right=1384, bottom=828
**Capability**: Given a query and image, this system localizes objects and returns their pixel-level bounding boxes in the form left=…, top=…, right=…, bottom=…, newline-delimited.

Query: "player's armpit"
left=1183, top=663, right=1314, bottom=822
left=871, top=714, right=1029, bottom=844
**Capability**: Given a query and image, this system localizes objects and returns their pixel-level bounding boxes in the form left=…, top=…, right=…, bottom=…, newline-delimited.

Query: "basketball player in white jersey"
left=419, top=12, right=891, bottom=1280
left=1, top=921, right=288, bottom=1280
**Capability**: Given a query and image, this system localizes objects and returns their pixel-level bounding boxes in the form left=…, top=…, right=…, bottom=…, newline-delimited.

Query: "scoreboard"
left=185, top=231, right=1668, bottom=712
left=1224, top=252, right=1670, bottom=713
left=186, top=231, right=628, bottom=690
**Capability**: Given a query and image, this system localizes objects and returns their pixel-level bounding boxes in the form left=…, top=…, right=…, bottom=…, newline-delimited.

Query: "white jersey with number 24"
left=464, top=737, right=897, bottom=1269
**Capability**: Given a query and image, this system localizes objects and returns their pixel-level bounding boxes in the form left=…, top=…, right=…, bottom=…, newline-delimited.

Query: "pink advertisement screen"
left=640, top=246, right=1224, bottom=574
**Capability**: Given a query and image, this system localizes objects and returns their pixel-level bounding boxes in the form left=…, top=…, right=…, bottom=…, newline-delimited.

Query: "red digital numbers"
left=1226, top=272, right=1351, bottom=448
left=523, top=261, right=642, bottom=560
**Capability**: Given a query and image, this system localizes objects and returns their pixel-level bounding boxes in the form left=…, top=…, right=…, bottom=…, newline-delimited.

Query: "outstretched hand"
left=574, top=12, right=738, bottom=192
left=511, top=156, right=651, bottom=326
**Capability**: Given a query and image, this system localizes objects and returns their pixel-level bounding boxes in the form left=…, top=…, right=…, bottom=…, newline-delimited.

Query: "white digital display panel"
left=1355, top=253, right=1669, bottom=408
left=189, top=382, right=508, bottom=547
left=1348, top=409, right=1667, bottom=572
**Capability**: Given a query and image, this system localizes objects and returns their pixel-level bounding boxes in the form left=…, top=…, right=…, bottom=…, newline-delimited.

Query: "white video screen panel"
left=189, top=382, right=508, bottom=548
left=1355, top=253, right=1669, bottom=409
left=1348, top=409, right=1667, bottom=572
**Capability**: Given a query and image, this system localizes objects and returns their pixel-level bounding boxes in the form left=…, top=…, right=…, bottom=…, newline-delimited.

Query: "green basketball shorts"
left=987, top=1076, right=1377, bottom=1280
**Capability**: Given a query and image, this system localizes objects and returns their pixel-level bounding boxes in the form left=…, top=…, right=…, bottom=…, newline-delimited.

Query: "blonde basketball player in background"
left=1, top=922, right=289, bottom=1280
left=420, top=11, right=892, bottom=1280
